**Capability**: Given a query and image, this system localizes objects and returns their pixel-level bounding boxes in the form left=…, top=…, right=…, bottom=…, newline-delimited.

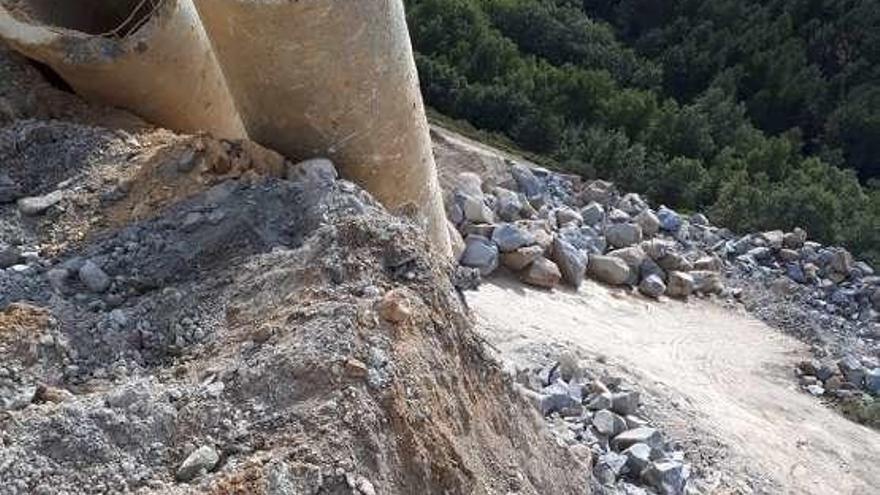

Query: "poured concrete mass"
left=0, top=0, right=246, bottom=138
left=193, top=0, right=451, bottom=255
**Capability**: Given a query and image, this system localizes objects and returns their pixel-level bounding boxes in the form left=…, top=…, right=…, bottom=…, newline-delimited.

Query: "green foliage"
left=585, top=0, right=880, bottom=182
left=405, top=0, right=880, bottom=265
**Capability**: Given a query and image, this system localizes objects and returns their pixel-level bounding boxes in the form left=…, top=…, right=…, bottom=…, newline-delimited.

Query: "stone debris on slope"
left=446, top=158, right=879, bottom=415
left=518, top=356, right=691, bottom=495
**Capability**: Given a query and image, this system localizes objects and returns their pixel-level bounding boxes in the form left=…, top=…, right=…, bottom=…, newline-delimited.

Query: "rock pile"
left=518, top=355, right=690, bottom=495
left=447, top=158, right=880, bottom=414
left=448, top=164, right=727, bottom=299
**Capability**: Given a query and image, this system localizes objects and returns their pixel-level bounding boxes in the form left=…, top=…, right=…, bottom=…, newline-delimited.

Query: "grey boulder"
left=18, top=190, right=63, bottom=216
left=605, top=223, right=643, bottom=249
left=580, top=202, right=605, bottom=226
left=552, top=237, right=588, bottom=288
left=638, top=275, right=666, bottom=299
left=588, top=255, right=631, bottom=286
left=176, top=445, right=220, bottom=482
left=665, top=272, right=694, bottom=299
left=642, top=461, right=688, bottom=495
left=491, top=223, right=535, bottom=252
left=460, top=235, right=499, bottom=276
left=636, top=210, right=661, bottom=237
left=520, top=257, right=562, bottom=289
left=78, top=260, right=111, bottom=293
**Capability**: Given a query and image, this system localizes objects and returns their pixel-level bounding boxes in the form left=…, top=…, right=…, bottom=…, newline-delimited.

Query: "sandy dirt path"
left=469, top=278, right=880, bottom=495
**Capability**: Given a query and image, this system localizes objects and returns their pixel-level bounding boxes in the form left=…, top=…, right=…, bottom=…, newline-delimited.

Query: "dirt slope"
left=469, top=278, right=880, bottom=495
left=0, top=47, right=593, bottom=495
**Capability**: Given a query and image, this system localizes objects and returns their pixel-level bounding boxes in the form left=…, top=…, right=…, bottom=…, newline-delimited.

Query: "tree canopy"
left=405, top=0, right=880, bottom=263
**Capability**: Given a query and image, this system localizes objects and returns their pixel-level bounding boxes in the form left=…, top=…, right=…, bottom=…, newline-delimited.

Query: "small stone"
left=17, top=190, right=63, bottom=216
left=838, top=355, right=866, bottom=386
left=491, top=223, right=535, bottom=252
left=864, top=368, right=880, bottom=394
left=657, top=206, right=681, bottom=232
left=501, top=245, right=544, bottom=271
left=378, top=289, right=412, bottom=323
left=448, top=221, right=466, bottom=260
left=690, top=270, right=723, bottom=295
left=0, top=246, right=22, bottom=269
left=625, top=415, right=649, bottom=429
left=623, top=443, right=652, bottom=474
left=579, top=180, right=615, bottom=205
left=611, top=391, right=640, bottom=415
left=460, top=235, right=499, bottom=276
left=693, top=255, right=722, bottom=272
left=551, top=237, right=588, bottom=288
left=609, top=246, right=648, bottom=286
left=665, top=271, right=694, bottom=299
left=461, top=194, right=495, bottom=224
left=581, top=202, right=605, bottom=225
left=642, top=461, right=688, bottom=495
left=555, top=207, right=583, bottom=227
left=588, top=393, right=613, bottom=411
left=612, top=427, right=663, bottom=452
left=690, top=213, right=709, bottom=226
left=605, top=223, right=643, bottom=248
left=805, top=384, right=824, bottom=396
left=760, top=230, right=784, bottom=250
left=510, top=163, right=543, bottom=200
left=520, top=257, right=561, bottom=288
left=0, top=172, right=21, bottom=203
left=593, top=409, right=628, bottom=436
left=783, top=228, right=807, bottom=249
left=540, top=380, right=579, bottom=415
left=456, top=172, right=484, bottom=197
left=638, top=275, right=666, bottom=299
left=588, top=255, right=631, bottom=286
left=286, top=158, right=338, bottom=186
left=344, top=358, right=369, bottom=378
left=176, top=445, right=220, bottom=482
left=493, top=187, right=524, bottom=221
left=47, top=268, right=69, bottom=292
left=593, top=452, right=628, bottom=485
left=636, top=210, right=661, bottom=237
left=78, top=260, right=110, bottom=293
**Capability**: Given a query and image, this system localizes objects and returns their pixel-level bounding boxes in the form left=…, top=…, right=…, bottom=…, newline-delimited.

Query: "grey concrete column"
left=193, top=0, right=452, bottom=255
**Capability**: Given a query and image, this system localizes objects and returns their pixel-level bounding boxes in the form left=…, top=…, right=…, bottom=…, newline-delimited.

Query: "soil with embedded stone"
left=0, top=47, right=589, bottom=495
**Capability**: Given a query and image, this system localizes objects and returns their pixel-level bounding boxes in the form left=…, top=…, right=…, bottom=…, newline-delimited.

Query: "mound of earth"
left=0, top=47, right=590, bottom=494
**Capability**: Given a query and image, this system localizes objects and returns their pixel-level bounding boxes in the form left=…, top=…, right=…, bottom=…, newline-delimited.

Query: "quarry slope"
left=432, top=125, right=880, bottom=494
left=0, top=47, right=591, bottom=494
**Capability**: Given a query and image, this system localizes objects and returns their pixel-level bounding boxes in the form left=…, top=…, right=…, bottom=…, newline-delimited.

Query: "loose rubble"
left=0, top=48, right=594, bottom=495
left=518, top=356, right=691, bottom=494
left=445, top=155, right=880, bottom=423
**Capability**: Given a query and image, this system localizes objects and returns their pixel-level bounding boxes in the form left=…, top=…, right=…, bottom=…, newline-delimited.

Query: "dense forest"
left=404, top=0, right=880, bottom=263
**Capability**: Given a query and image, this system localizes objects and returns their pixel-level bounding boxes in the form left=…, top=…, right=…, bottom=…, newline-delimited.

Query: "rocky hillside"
left=0, top=47, right=592, bottom=494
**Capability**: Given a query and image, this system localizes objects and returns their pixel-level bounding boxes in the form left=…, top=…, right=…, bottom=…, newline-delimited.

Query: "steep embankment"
left=0, top=47, right=590, bottom=494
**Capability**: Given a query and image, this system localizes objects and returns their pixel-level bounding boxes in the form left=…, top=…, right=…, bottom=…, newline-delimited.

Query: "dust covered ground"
left=0, top=47, right=591, bottom=494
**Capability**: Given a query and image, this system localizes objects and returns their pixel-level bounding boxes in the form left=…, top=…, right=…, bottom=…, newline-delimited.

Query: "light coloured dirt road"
left=470, top=278, right=880, bottom=495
